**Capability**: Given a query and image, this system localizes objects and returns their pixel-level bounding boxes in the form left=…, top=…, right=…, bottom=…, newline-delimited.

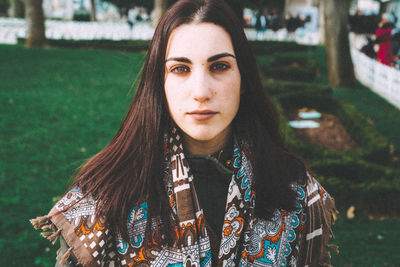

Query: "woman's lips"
left=187, top=110, right=218, bottom=121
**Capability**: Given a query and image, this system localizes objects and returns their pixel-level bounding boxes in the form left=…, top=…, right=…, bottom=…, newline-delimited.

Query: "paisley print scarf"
left=31, top=127, right=337, bottom=266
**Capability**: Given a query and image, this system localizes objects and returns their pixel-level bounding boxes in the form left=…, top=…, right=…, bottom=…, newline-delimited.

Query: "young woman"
left=31, top=0, right=337, bottom=266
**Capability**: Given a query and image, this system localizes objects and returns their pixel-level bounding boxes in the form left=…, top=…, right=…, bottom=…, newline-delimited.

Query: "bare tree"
left=283, top=0, right=290, bottom=18
left=90, top=0, right=97, bottom=21
left=318, top=0, right=325, bottom=44
left=25, top=0, right=46, bottom=47
left=152, top=0, right=168, bottom=28
left=324, top=0, right=356, bottom=87
left=9, top=0, right=24, bottom=18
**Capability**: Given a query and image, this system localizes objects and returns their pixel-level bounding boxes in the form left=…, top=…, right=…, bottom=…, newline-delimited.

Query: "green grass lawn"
left=331, top=219, right=400, bottom=267
left=1, top=44, right=399, bottom=266
left=0, top=44, right=145, bottom=266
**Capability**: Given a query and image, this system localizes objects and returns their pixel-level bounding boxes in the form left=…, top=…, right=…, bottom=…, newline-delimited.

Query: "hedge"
left=271, top=86, right=398, bottom=215
left=250, top=41, right=315, bottom=55
left=17, top=38, right=315, bottom=56
left=263, top=81, right=332, bottom=98
left=318, top=175, right=400, bottom=216
left=258, top=55, right=319, bottom=82
left=310, top=158, right=400, bottom=183
left=17, top=38, right=150, bottom=53
left=277, top=94, right=391, bottom=164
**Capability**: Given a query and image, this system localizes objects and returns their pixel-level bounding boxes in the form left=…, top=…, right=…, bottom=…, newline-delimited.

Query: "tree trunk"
left=9, top=0, right=24, bottom=18
left=90, top=0, right=97, bottom=21
left=318, top=0, right=325, bottom=44
left=324, top=0, right=356, bottom=87
left=152, top=0, right=168, bottom=28
left=283, top=0, right=291, bottom=17
left=378, top=0, right=385, bottom=15
left=25, top=0, right=46, bottom=47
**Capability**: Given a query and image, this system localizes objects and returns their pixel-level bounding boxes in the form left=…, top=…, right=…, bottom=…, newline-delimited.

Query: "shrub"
left=264, top=81, right=332, bottom=98
left=276, top=93, right=391, bottom=164
left=336, top=101, right=391, bottom=163
left=249, top=41, right=314, bottom=55
left=17, top=38, right=150, bottom=52
left=258, top=42, right=399, bottom=218
left=273, top=91, right=398, bottom=216
left=318, top=175, right=400, bottom=216
left=310, top=158, right=400, bottom=183
left=258, top=55, right=319, bottom=82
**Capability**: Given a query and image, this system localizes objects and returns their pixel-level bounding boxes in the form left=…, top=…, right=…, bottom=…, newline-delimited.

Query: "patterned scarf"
left=31, top=127, right=338, bottom=266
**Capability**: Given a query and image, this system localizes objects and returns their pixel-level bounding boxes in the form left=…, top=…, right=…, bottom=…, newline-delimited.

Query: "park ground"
left=1, top=44, right=400, bottom=266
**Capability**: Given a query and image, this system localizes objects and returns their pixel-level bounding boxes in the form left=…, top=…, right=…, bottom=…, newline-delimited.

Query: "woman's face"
left=164, top=23, right=241, bottom=152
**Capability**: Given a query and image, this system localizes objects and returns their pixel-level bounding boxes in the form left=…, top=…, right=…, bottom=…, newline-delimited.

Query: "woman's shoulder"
left=303, top=172, right=335, bottom=209
left=300, top=172, right=338, bottom=265
left=243, top=171, right=337, bottom=266
left=52, top=187, right=97, bottom=219
left=31, top=187, right=152, bottom=266
left=30, top=187, right=118, bottom=266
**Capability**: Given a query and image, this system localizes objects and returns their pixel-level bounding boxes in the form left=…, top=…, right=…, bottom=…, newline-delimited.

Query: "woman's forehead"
left=165, top=22, right=235, bottom=60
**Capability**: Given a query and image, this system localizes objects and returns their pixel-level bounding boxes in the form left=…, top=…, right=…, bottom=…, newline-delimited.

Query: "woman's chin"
left=182, top=125, right=231, bottom=144
left=184, top=131, right=218, bottom=143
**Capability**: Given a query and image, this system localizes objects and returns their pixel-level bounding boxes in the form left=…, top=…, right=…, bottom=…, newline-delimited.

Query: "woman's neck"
left=183, top=126, right=232, bottom=155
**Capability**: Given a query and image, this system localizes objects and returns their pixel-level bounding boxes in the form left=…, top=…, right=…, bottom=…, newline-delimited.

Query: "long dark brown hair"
left=71, top=0, right=305, bottom=246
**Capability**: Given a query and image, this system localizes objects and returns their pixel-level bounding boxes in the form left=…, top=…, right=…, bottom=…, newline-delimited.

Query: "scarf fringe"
left=50, top=229, right=62, bottom=244
left=59, top=247, right=73, bottom=265
left=40, top=231, right=53, bottom=238
left=39, top=228, right=61, bottom=242
left=323, top=197, right=339, bottom=265
left=40, top=224, right=53, bottom=231
left=30, top=214, right=52, bottom=230
left=31, top=212, right=77, bottom=264
left=305, top=173, right=339, bottom=267
left=31, top=213, right=62, bottom=246
left=328, top=244, right=339, bottom=254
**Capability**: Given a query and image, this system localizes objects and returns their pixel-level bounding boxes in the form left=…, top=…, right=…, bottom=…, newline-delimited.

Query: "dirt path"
left=287, top=108, right=358, bottom=152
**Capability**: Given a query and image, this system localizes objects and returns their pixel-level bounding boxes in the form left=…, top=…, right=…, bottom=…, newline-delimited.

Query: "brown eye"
left=171, top=65, right=190, bottom=73
left=210, top=62, right=230, bottom=72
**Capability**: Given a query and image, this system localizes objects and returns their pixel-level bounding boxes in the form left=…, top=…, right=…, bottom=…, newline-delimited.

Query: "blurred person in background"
left=255, top=11, right=267, bottom=40
left=285, top=13, right=297, bottom=34
left=127, top=5, right=139, bottom=30
left=376, top=13, right=395, bottom=65
left=393, top=49, right=400, bottom=69
left=268, top=9, right=279, bottom=32
left=391, top=28, right=400, bottom=58
left=361, top=37, right=377, bottom=59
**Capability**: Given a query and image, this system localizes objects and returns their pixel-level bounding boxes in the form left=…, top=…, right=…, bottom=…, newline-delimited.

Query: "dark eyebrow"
left=165, top=53, right=236, bottom=64
left=207, top=53, right=236, bottom=62
left=165, top=57, right=192, bottom=63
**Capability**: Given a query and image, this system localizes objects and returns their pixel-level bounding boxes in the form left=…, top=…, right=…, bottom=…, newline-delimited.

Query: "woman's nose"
left=190, top=69, right=213, bottom=102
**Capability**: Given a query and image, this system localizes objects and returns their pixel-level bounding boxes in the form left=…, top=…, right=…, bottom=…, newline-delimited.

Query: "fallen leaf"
left=346, top=205, right=355, bottom=219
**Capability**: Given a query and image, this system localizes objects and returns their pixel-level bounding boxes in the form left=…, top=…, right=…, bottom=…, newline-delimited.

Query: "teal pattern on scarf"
left=31, top=127, right=338, bottom=267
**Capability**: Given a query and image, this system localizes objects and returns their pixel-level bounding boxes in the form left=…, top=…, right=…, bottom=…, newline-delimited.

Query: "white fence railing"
left=351, top=48, right=400, bottom=109
left=0, top=17, right=320, bottom=45
left=0, top=18, right=154, bottom=44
